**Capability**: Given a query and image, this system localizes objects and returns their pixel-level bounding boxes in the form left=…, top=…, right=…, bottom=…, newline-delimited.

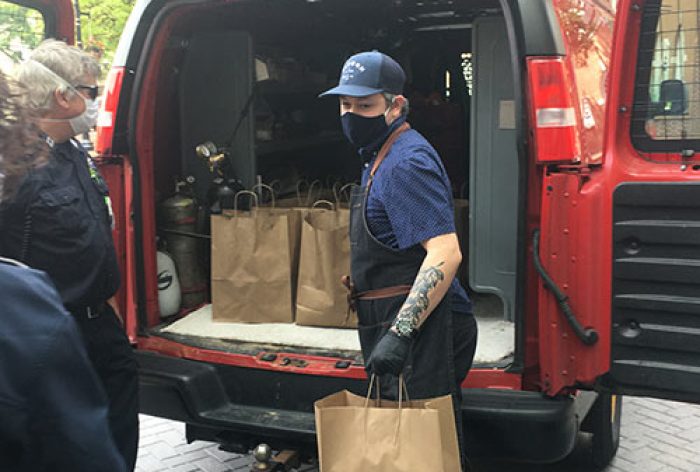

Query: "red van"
left=3, top=0, right=700, bottom=467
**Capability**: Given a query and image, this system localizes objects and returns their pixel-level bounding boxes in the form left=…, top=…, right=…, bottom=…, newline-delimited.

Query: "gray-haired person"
left=0, top=40, right=139, bottom=470
left=0, top=69, right=126, bottom=472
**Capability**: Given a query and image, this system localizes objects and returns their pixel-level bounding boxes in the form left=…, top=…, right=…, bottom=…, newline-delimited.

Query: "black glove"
left=367, top=330, right=412, bottom=376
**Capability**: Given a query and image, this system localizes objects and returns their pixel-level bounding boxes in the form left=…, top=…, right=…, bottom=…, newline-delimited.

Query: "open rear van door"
left=530, top=0, right=700, bottom=405
left=603, top=0, right=700, bottom=404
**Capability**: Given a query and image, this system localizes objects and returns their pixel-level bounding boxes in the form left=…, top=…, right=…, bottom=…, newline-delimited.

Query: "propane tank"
left=157, top=250, right=181, bottom=317
left=160, top=179, right=207, bottom=308
left=208, top=176, right=245, bottom=214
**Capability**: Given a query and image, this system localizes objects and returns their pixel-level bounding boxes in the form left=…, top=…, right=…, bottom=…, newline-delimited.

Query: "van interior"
left=140, top=0, right=519, bottom=369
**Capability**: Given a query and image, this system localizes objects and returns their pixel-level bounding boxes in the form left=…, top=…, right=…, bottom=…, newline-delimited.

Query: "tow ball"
left=250, top=444, right=301, bottom=471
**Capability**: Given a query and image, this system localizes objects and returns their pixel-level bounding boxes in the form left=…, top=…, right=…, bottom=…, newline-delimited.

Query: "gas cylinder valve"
left=195, top=141, right=228, bottom=173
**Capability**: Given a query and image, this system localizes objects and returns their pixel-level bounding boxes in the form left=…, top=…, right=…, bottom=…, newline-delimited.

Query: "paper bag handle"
left=252, top=183, right=276, bottom=207
left=311, top=199, right=335, bottom=211
left=233, top=190, right=259, bottom=212
left=333, top=182, right=358, bottom=206
left=295, top=179, right=309, bottom=204
left=365, top=374, right=380, bottom=408
left=364, top=374, right=410, bottom=444
left=305, top=179, right=322, bottom=207
left=394, top=374, right=408, bottom=444
left=364, top=374, right=410, bottom=407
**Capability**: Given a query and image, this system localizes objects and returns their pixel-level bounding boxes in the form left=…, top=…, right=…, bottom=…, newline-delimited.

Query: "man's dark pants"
left=71, top=303, right=139, bottom=471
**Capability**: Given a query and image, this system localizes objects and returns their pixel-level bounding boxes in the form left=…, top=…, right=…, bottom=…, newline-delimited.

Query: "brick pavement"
left=136, top=396, right=700, bottom=472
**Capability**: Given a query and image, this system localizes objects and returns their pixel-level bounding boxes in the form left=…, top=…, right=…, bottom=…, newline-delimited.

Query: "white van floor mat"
left=161, top=305, right=515, bottom=364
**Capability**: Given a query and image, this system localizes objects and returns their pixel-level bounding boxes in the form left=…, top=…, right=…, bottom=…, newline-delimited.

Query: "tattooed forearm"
left=392, top=262, right=445, bottom=337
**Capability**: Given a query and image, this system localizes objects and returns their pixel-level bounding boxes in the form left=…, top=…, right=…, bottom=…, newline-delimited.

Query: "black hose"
left=533, top=229, right=598, bottom=346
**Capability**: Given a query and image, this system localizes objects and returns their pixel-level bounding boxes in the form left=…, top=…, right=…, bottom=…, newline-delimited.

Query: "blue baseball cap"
left=319, top=50, right=406, bottom=98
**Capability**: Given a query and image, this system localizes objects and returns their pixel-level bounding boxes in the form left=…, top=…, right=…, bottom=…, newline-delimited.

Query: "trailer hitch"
left=250, top=444, right=301, bottom=471
left=532, top=229, right=599, bottom=346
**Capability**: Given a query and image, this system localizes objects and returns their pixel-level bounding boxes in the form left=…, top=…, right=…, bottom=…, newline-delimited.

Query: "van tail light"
left=527, top=57, right=581, bottom=163
left=95, top=66, right=125, bottom=156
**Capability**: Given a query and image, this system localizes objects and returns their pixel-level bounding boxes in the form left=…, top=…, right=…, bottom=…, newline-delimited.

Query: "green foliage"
left=0, top=3, right=45, bottom=62
left=79, top=0, right=136, bottom=67
left=0, top=0, right=135, bottom=70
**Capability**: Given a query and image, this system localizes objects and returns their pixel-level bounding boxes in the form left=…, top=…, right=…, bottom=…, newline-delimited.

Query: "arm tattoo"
left=392, top=262, right=445, bottom=336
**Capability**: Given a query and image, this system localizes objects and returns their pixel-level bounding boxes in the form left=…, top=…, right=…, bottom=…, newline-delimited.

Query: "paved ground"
left=136, top=396, right=700, bottom=472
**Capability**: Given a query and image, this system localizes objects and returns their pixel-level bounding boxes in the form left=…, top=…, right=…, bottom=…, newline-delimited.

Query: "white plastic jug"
left=157, top=250, right=182, bottom=317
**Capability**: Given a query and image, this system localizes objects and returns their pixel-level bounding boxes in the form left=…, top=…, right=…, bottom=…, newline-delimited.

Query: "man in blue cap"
left=321, top=51, right=478, bottom=470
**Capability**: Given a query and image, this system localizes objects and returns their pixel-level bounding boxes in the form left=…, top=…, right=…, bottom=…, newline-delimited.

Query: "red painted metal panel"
left=96, top=157, right=138, bottom=342
left=132, top=8, right=193, bottom=327
left=537, top=171, right=611, bottom=395
left=11, top=0, right=75, bottom=43
left=552, top=0, right=615, bottom=166
left=534, top=0, right=615, bottom=395
left=537, top=0, right=700, bottom=397
left=137, top=336, right=523, bottom=390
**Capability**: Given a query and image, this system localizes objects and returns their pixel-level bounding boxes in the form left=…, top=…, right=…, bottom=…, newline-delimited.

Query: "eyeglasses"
left=75, top=85, right=100, bottom=100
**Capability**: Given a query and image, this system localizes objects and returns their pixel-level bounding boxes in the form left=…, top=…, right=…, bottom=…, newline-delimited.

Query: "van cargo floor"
left=157, top=304, right=514, bottom=365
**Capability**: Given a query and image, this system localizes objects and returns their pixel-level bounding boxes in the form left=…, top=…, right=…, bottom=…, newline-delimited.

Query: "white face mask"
left=68, top=94, right=99, bottom=135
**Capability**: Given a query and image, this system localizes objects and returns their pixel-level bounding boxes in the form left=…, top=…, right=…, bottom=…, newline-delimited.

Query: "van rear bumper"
left=137, top=350, right=578, bottom=463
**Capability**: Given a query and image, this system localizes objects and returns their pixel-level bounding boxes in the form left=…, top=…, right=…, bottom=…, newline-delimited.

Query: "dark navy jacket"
left=0, top=139, right=119, bottom=309
left=0, top=258, right=125, bottom=471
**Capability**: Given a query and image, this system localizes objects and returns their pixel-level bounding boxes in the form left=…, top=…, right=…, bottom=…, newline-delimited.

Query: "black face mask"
left=341, top=112, right=389, bottom=150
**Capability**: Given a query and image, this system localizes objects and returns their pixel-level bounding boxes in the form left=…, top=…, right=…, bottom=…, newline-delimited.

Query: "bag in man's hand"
left=314, top=376, right=460, bottom=471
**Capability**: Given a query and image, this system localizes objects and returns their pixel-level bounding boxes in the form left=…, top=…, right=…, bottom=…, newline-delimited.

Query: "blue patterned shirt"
left=361, top=127, right=472, bottom=314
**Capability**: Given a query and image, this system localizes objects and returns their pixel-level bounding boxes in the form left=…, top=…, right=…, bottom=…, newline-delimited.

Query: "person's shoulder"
left=395, top=146, right=443, bottom=175
left=0, top=257, right=38, bottom=285
left=7, top=151, right=56, bottom=203
left=395, top=128, right=436, bottom=152
left=374, top=127, right=442, bottom=190
left=391, top=128, right=438, bottom=161
left=0, top=258, right=60, bottom=295
left=0, top=259, right=68, bottom=328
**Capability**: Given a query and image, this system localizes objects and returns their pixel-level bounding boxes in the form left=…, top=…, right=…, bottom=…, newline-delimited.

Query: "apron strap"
left=369, top=122, right=411, bottom=180
left=342, top=275, right=412, bottom=313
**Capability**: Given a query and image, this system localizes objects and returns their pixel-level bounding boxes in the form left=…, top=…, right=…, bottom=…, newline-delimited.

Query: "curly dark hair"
left=0, top=70, right=47, bottom=203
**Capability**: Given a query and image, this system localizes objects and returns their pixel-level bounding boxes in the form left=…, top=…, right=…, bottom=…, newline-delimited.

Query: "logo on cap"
left=341, top=60, right=367, bottom=83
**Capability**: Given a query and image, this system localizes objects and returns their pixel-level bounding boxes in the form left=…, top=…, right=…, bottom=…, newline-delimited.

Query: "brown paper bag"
left=314, top=388, right=460, bottom=471
left=267, top=206, right=307, bottom=315
left=295, top=206, right=357, bottom=328
left=255, top=184, right=307, bottom=315
left=210, top=205, right=293, bottom=323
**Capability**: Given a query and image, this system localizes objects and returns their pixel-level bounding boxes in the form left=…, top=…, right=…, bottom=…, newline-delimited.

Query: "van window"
left=631, top=0, right=700, bottom=156
left=0, top=2, right=45, bottom=64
